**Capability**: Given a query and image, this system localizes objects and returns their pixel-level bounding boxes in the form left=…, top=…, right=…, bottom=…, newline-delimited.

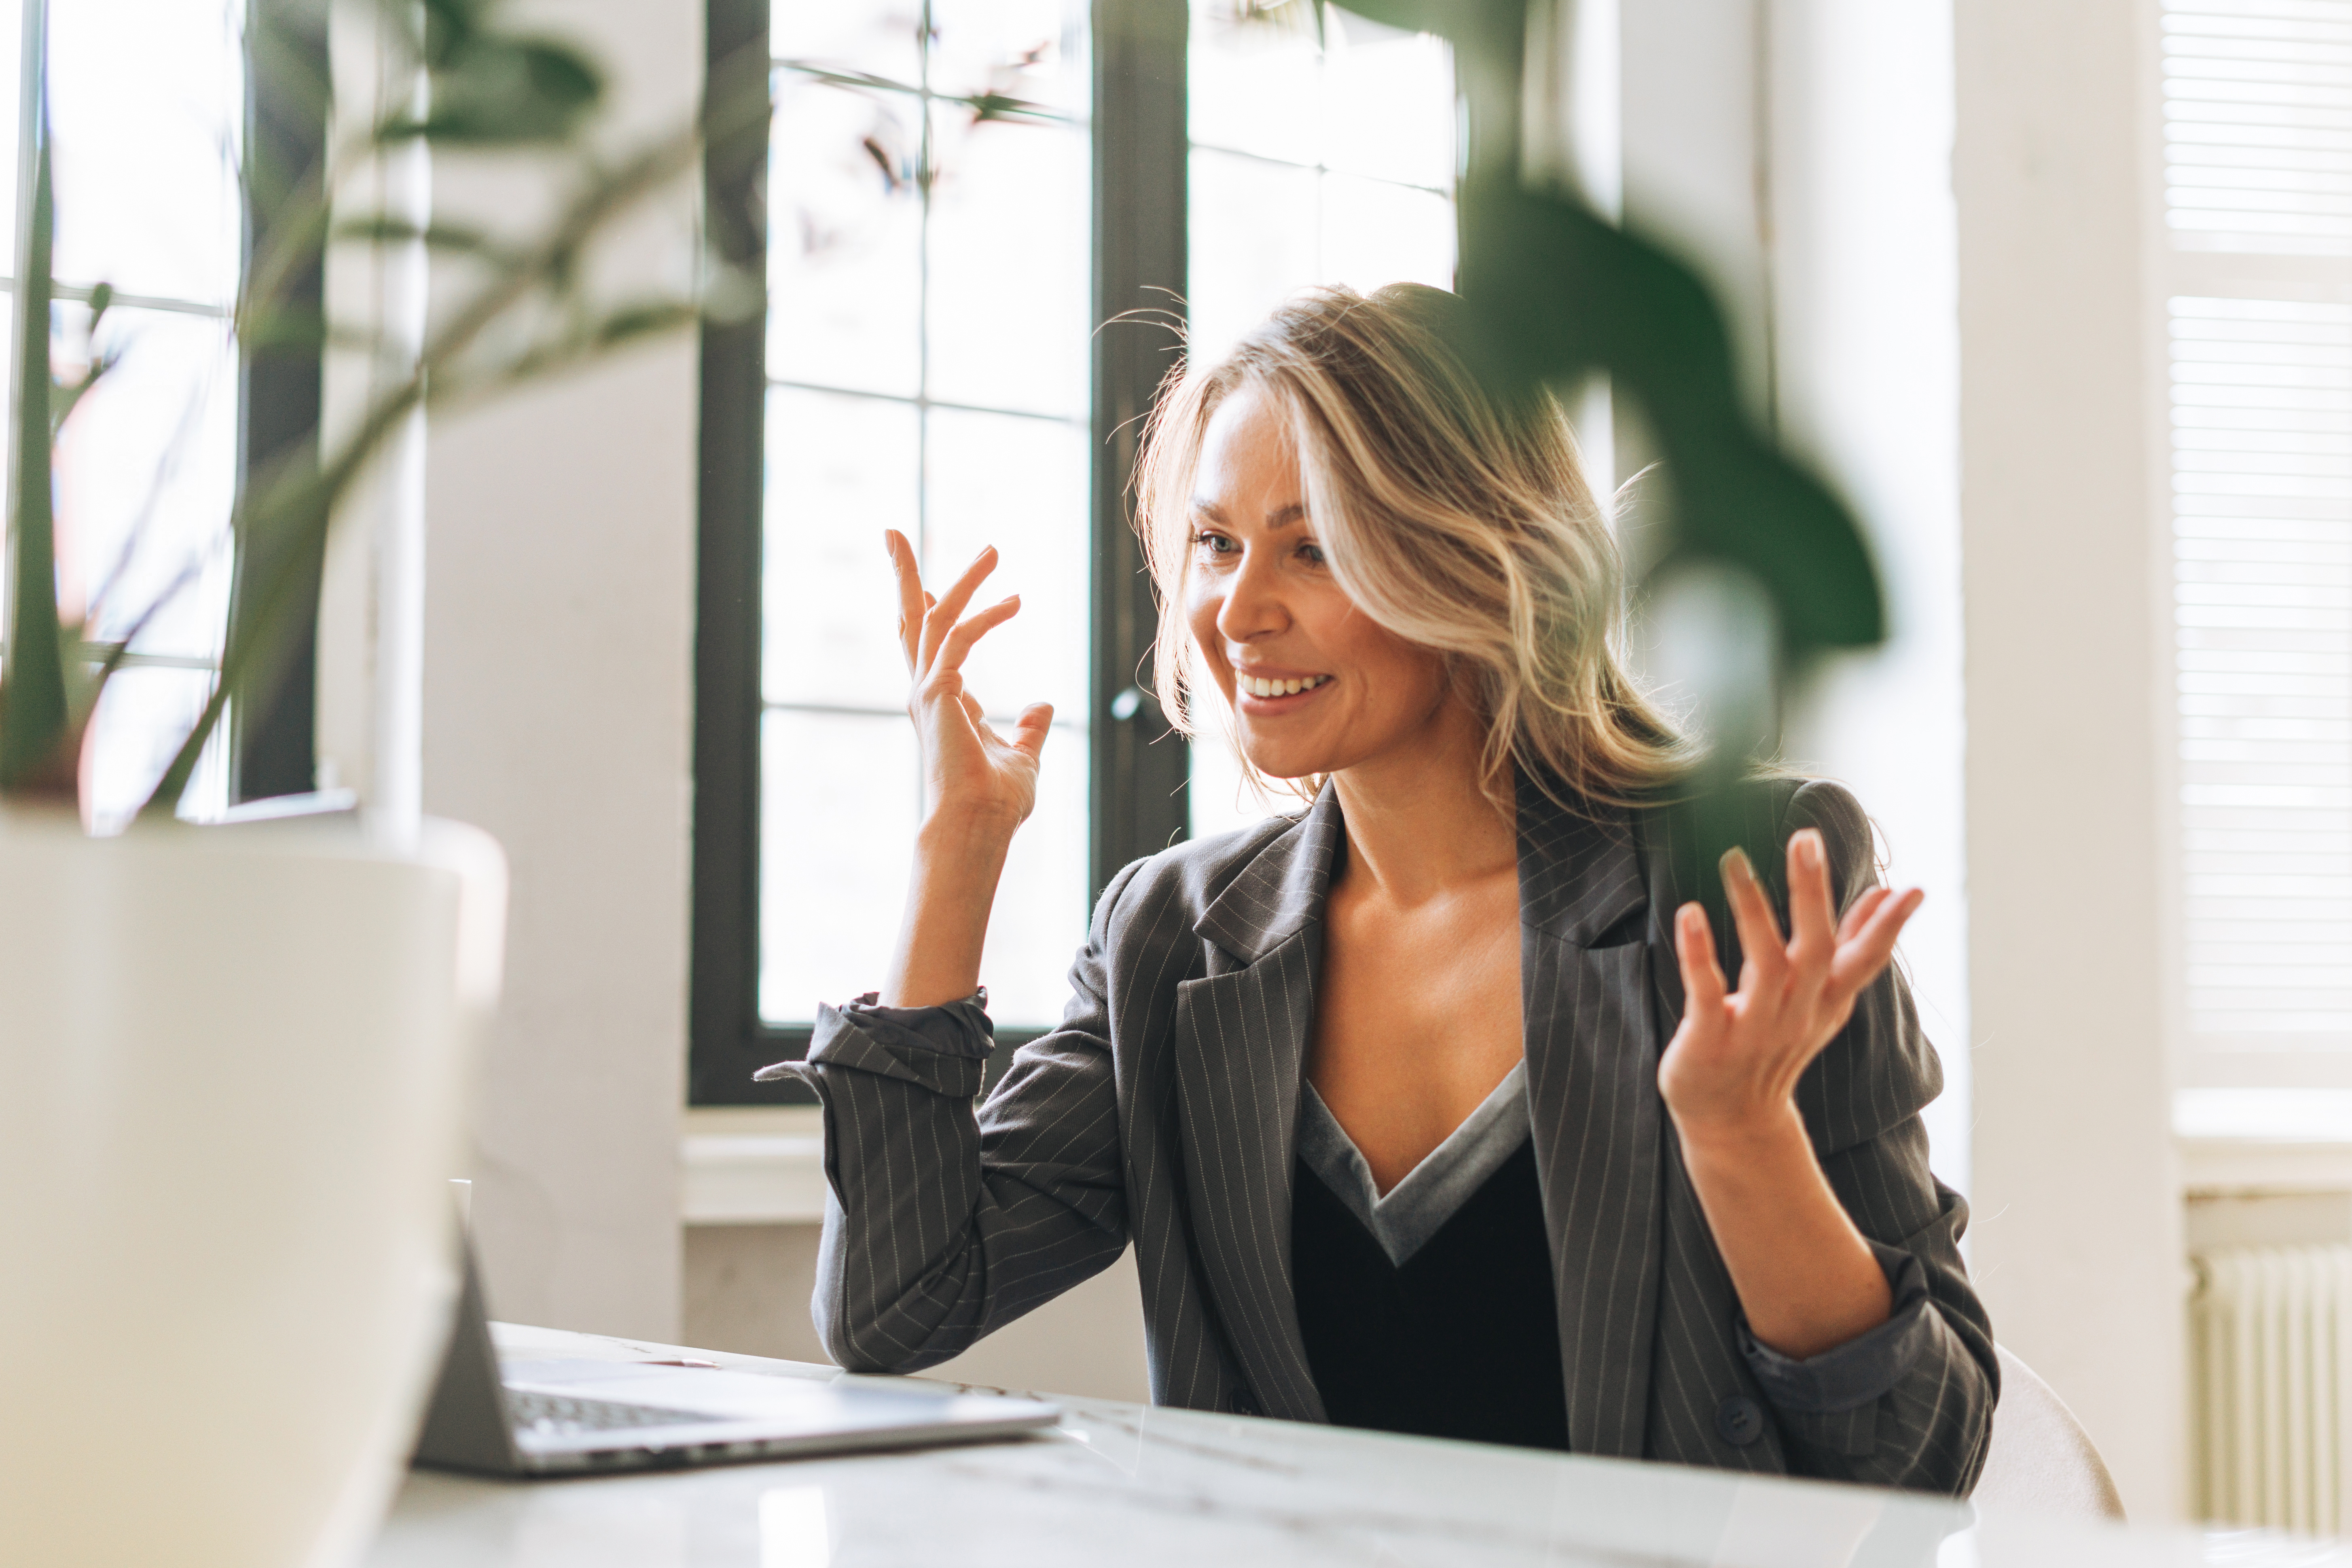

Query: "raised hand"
left=1657, top=829, right=1925, bottom=1140
left=888, top=529, right=1054, bottom=832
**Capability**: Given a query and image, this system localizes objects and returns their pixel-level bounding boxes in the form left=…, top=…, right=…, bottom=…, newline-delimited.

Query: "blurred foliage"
left=0, top=0, right=772, bottom=817
left=1308, top=0, right=1886, bottom=758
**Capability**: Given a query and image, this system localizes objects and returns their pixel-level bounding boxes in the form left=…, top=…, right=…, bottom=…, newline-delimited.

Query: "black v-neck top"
left=1291, top=1139, right=1571, bottom=1451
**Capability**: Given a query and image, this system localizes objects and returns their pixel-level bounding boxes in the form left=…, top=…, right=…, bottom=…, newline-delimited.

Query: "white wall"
left=416, top=0, right=703, bottom=1341
left=1626, top=0, right=2185, bottom=1515
left=1764, top=0, right=1971, bottom=1197
left=1955, top=0, right=2184, bottom=1523
left=1619, top=0, right=1973, bottom=1194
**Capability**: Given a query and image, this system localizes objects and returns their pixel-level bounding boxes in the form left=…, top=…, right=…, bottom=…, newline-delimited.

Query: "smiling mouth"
left=1238, top=673, right=1332, bottom=701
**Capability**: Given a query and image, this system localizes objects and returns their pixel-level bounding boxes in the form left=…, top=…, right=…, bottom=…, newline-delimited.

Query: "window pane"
left=58, top=306, right=238, bottom=660
left=1321, top=174, right=1456, bottom=297
left=761, top=0, right=1094, bottom=1035
left=83, top=664, right=216, bottom=834
left=926, top=108, right=1089, bottom=419
left=1185, top=11, right=1456, bottom=841
left=1189, top=0, right=1319, bottom=165
left=771, top=1, right=921, bottom=83
left=1187, top=148, right=1319, bottom=365
left=767, top=78, right=923, bottom=397
left=922, top=407, right=1090, bottom=722
left=762, top=387, right=917, bottom=711
left=760, top=708, right=917, bottom=1023
left=982, top=717, right=1090, bottom=1025
left=929, top=0, right=1089, bottom=116
left=0, top=0, right=23, bottom=239
left=1321, top=15, right=1454, bottom=188
left=49, top=0, right=242, bottom=304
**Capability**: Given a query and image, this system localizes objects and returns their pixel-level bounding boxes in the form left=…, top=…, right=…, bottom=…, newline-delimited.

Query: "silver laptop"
left=412, top=1232, right=1061, bottom=1476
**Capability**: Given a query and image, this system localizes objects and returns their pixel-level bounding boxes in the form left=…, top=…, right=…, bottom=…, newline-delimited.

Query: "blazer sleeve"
left=1761, top=779, right=2000, bottom=1493
left=774, top=859, right=1142, bottom=1375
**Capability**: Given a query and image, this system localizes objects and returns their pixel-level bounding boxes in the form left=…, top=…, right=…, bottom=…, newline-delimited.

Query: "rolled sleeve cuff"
left=752, top=989, right=995, bottom=1097
left=1738, top=1243, right=1936, bottom=1415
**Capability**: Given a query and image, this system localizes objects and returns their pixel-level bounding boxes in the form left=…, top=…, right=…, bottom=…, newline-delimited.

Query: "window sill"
left=2178, top=1089, right=2352, bottom=1194
left=681, top=1106, right=826, bottom=1224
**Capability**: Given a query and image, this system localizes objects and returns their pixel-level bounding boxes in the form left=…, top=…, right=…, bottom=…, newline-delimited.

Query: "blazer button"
left=1717, top=1394, right=1765, bottom=1447
left=1231, top=1392, right=1259, bottom=1417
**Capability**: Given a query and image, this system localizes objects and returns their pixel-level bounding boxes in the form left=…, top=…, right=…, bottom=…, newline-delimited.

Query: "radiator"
left=2191, top=1244, right=2352, bottom=1533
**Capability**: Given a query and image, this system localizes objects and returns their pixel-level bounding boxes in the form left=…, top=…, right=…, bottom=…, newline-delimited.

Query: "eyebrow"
left=1190, top=498, right=1307, bottom=528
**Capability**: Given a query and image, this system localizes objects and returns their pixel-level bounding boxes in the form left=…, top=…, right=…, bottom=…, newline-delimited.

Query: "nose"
left=1213, top=543, right=1290, bottom=649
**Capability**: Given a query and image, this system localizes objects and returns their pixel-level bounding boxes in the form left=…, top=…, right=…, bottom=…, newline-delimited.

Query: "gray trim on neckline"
left=1296, top=1062, right=1532, bottom=1268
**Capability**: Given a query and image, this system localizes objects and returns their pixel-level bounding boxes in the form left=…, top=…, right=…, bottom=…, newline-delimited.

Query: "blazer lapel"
left=1518, top=774, right=1668, bottom=1459
left=1168, top=789, right=1343, bottom=1424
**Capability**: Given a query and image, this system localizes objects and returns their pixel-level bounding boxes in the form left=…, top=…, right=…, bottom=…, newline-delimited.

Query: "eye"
left=1192, top=530, right=1236, bottom=559
left=1297, top=540, right=1327, bottom=567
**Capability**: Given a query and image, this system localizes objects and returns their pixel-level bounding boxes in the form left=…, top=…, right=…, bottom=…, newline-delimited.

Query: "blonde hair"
left=1135, top=282, right=1690, bottom=813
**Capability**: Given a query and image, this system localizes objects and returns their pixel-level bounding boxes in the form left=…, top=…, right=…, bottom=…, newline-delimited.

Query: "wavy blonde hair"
left=1135, top=282, right=1690, bottom=812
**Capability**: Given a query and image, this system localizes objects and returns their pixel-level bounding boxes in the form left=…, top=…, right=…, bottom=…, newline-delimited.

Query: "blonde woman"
left=761, top=284, right=1994, bottom=1492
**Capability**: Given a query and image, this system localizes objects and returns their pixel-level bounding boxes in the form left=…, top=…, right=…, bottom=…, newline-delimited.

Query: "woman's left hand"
left=1657, top=828, right=1924, bottom=1142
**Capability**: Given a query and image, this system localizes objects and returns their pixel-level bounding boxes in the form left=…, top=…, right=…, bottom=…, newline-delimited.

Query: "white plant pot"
left=0, top=809, right=505, bottom=1568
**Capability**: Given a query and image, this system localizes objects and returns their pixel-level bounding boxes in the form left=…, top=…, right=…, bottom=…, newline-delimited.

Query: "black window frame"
left=228, top=0, right=330, bottom=804
left=689, top=0, right=1192, bottom=1106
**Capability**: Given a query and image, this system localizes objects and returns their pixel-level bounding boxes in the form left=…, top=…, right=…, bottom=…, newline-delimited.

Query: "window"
left=692, top=0, right=1459, bottom=1101
left=0, top=0, right=254, bottom=828
left=1183, top=1, right=1456, bottom=837
left=758, top=3, right=1094, bottom=1033
left=2161, top=0, right=2352, bottom=1085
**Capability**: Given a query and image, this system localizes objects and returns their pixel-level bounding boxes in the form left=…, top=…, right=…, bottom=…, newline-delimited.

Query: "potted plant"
left=0, top=2, right=765, bottom=1564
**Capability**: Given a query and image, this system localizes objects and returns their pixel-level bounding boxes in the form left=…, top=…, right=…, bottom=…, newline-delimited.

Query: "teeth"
left=1245, top=674, right=1326, bottom=698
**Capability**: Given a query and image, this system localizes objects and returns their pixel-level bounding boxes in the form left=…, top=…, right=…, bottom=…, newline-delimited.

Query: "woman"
left=761, top=284, right=1995, bottom=1492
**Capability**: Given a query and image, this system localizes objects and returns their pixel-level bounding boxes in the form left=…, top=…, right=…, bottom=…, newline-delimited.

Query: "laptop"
left=412, top=1223, right=1061, bottom=1476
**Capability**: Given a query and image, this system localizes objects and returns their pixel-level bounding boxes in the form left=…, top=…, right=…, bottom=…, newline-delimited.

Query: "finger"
left=935, top=594, right=1020, bottom=674
left=1672, top=902, right=1729, bottom=1042
left=1835, top=885, right=1892, bottom=946
left=1786, top=829, right=1837, bottom=978
left=919, top=547, right=999, bottom=673
left=1720, top=846, right=1788, bottom=992
left=886, top=530, right=926, bottom=671
left=1828, top=887, right=1926, bottom=1005
left=1008, top=702, right=1054, bottom=763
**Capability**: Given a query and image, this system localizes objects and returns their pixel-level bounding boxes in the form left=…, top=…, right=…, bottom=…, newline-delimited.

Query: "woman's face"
left=1185, top=383, right=1456, bottom=784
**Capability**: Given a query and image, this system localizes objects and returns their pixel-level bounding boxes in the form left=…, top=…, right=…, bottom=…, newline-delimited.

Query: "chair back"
left=1971, top=1344, right=2125, bottom=1521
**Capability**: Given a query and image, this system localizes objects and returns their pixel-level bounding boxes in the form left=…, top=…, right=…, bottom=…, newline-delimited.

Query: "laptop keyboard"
left=509, top=1388, right=714, bottom=1439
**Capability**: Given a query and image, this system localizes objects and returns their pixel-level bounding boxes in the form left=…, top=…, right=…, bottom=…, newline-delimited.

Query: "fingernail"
left=1719, top=846, right=1753, bottom=885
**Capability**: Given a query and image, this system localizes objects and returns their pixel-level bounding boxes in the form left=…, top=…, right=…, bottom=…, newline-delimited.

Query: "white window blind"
left=2170, top=298, right=2352, bottom=1045
left=2164, top=0, right=2352, bottom=1065
left=2163, top=0, right=2352, bottom=255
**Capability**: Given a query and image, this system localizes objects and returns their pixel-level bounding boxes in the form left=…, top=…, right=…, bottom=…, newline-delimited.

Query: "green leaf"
left=0, top=129, right=69, bottom=797
left=594, top=300, right=698, bottom=347
left=331, top=214, right=517, bottom=264
left=383, top=37, right=604, bottom=145
left=1452, top=175, right=1884, bottom=656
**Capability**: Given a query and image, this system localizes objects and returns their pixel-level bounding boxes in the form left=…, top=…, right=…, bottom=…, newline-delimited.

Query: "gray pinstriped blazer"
left=781, top=772, right=1997, bottom=1493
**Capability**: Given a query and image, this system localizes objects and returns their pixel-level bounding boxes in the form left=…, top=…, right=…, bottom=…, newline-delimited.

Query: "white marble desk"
left=368, top=1325, right=2339, bottom=1568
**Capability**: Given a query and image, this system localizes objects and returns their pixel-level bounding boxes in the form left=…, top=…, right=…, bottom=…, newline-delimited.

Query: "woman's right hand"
left=889, top=529, right=1054, bottom=836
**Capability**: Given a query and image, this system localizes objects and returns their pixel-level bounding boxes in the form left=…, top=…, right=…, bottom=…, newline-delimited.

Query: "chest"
left=1306, top=875, right=1524, bottom=1191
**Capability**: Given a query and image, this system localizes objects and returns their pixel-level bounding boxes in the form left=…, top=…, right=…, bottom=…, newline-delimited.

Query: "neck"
left=1328, top=703, right=1516, bottom=907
